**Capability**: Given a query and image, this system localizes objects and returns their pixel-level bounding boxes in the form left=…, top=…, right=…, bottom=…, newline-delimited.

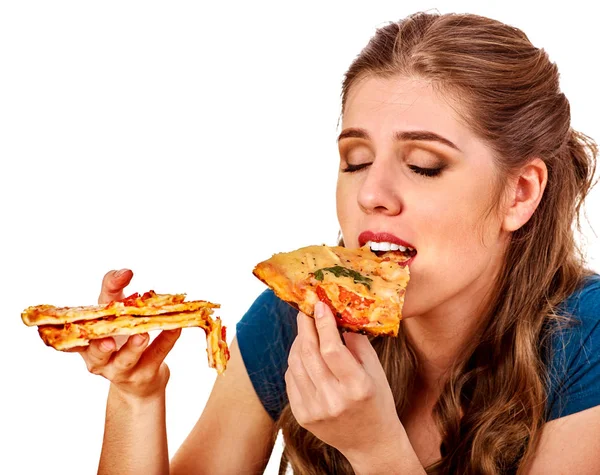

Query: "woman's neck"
left=402, top=264, right=499, bottom=392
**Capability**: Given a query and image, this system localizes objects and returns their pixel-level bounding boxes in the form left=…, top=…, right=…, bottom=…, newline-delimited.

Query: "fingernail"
left=100, top=341, right=113, bottom=352
left=132, top=334, right=146, bottom=346
left=315, top=302, right=325, bottom=319
left=115, top=269, right=127, bottom=277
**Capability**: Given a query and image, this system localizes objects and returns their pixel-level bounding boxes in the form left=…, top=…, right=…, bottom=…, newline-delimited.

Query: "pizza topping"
left=253, top=244, right=410, bottom=337
left=316, top=286, right=371, bottom=327
left=313, top=265, right=373, bottom=290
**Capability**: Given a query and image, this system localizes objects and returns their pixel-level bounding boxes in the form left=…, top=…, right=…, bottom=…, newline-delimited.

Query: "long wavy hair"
left=276, top=12, right=597, bottom=474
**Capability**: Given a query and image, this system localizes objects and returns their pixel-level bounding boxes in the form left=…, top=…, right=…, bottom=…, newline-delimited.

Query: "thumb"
left=138, top=328, right=182, bottom=371
left=98, top=269, right=134, bottom=304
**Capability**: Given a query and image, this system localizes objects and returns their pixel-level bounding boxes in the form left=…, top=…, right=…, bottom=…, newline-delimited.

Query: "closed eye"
left=408, top=165, right=444, bottom=178
left=341, top=162, right=371, bottom=173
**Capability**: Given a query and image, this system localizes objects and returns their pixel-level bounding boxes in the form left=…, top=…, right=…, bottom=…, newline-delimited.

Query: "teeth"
left=367, top=240, right=412, bottom=253
left=379, top=242, right=391, bottom=251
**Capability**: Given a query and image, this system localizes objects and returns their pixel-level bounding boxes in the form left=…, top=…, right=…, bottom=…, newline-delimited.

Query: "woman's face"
left=336, top=76, right=510, bottom=318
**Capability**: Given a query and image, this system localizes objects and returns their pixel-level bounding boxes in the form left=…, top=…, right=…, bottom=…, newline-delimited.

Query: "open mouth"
left=366, top=240, right=417, bottom=259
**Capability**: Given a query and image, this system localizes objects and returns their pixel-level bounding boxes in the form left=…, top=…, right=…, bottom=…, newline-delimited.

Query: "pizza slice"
left=252, top=244, right=410, bottom=336
left=22, top=290, right=213, bottom=325
left=22, top=291, right=230, bottom=374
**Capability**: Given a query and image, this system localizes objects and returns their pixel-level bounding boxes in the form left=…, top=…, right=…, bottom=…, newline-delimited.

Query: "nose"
left=357, top=157, right=403, bottom=216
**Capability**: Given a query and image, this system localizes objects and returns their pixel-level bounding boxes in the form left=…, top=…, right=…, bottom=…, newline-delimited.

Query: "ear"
left=502, top=158, right=548, bottom=232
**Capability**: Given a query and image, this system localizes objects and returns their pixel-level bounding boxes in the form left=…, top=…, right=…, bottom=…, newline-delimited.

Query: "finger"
left=136, top=328, right=182, bottom=372
left=286, top=358, right=340, bottom=426
left=313, top=302, right=363, bottom=382
left=286, top=335, right=317, bottom=397
left=341, top=332, right=385, bottom=400
left=65, top=345, right=87, bottom=353
left=285, top=369, right=308, bottom=424
left=342, top=332, right=384, bottom=373
left=296, top=312, right=335, bottom=384
left=99, top=269, right=133, bottom=304
left=112, top=335, right=130, bottom=351
left=81, top=337, right=117, bottom=374
left=285, top=368, right=302, bottom=407
left=110, top=333, right=150, bottom=373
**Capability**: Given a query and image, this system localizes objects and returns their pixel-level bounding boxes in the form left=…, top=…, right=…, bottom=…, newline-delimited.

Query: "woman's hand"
left=75, top=269, right=181, bottom=400
left=285, top=301, right=409, bottom=467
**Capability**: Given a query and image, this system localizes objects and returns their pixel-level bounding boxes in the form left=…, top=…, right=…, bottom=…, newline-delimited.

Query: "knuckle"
left=300, top=341, right=317, bottom=359
left=322, top=392, right=347, bottom=418
left=315, top=317, right=331, bottom=331
left=295, top=410, right=317, bottom=427
left=153, top=340, right=171, bottom=357
left=287, top=353, right=301, bottom=370
left=114, top=356, right=137, bottom=372
left=294, top=411, right=309, bottom=427
left=327, top=402, right=346, bottom=419
left=350, top=382, right=375, bottom=402
left=85, top=361, right=103, bottom=375
left=129, top=368, right=155, bottom=387
left=321, top=342, right=343, bottom=359
left=309, top=408, right=326, bottom=423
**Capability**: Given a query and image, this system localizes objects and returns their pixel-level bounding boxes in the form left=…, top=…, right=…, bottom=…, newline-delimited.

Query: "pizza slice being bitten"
left=252, top=244, right=410, bottom=336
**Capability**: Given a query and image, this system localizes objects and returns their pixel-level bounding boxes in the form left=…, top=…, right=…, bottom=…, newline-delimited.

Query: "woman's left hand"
left=285, top=301, right=406, bottom=464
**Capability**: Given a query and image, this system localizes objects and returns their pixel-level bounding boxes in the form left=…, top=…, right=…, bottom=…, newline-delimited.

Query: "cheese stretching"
left=253, top=244, right=410, bottom=336
left=21, top=290, right=230, bottom=374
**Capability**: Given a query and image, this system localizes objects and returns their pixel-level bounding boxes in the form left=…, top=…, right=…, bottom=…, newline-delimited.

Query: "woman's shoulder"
left=560, top=273, right=600, bottom=317
left=236, top=289, right=298, bottom=335
left=547, top=273, right=600, bottom=420
left=235, top=290, right=299, bottom=421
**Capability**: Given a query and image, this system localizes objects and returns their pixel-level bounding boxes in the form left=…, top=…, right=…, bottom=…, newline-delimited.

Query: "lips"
left=358, top=231, right=415, bottom=250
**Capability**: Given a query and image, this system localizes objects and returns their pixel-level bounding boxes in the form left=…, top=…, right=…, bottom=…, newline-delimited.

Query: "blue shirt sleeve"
left=236, top=290, right=298, bottom=421
left=547, top=274, right=600, bottom=420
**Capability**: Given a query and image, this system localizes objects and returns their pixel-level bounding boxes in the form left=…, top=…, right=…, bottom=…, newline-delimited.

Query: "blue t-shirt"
left=236, top=274, right=600, bottom=422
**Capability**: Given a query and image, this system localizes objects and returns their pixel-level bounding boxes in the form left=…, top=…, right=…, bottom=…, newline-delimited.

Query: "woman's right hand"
left=76, top=269, right=182, bottom=400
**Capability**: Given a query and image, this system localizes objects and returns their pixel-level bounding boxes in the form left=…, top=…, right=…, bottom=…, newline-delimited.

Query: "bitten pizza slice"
left=252, top=244, right=410, bottom=336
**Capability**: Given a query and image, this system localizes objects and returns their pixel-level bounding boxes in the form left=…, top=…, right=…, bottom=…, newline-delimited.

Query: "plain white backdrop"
left=1, top=1, right=599, bottom=474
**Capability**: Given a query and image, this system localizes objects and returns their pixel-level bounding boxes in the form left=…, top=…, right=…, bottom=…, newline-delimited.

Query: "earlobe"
left=502, top=158, right=548, bottom=232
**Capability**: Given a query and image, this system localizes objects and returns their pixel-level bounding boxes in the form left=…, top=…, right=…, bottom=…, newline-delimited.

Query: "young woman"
left=79, top=12, right=600, bottom=474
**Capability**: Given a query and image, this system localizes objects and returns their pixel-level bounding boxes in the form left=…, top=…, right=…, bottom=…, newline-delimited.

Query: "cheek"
left=424, top=175, right=498, bottom=240
left=413, top=180, right=503, bottom=281
left=336, top=179, right=356, bottom=232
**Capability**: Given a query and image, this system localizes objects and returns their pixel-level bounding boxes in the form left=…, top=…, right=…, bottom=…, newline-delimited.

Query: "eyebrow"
left=337, top=127, right=461, bottom=152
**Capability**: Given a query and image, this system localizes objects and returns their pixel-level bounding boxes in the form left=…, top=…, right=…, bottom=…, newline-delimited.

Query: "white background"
left=1, top=1, right=599, bottom=474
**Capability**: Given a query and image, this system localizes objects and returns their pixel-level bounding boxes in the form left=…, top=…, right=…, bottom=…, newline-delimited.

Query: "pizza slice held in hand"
left=253, top=245, right=410, bottom=336
left=21, top=290, right=230, bottom=374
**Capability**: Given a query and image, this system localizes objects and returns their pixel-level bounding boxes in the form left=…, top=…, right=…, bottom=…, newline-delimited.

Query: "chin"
left=400, top=283, right=437, bottom=320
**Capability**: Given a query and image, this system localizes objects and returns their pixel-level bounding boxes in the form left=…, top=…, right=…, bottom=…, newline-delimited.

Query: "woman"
left=80, top=12, right=600, bottom=474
